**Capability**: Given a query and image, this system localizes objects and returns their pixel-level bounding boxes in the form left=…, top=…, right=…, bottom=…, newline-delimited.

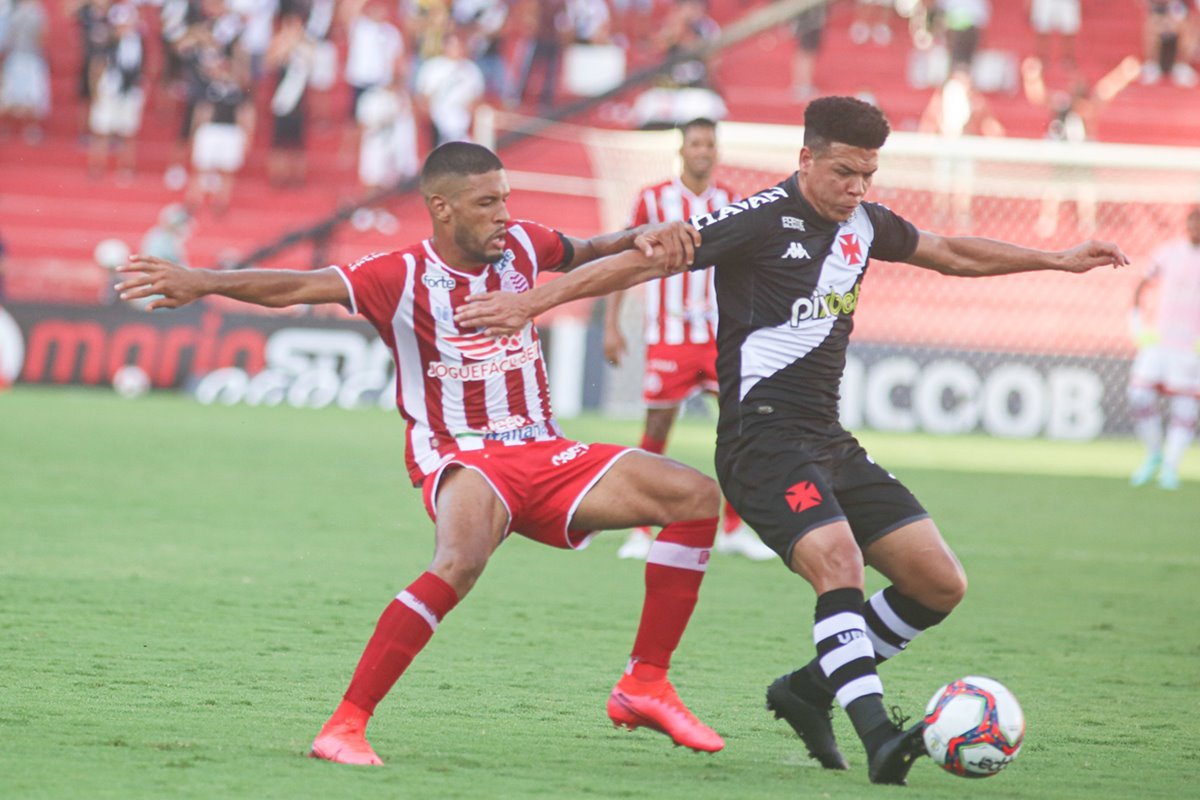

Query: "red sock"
left=721, top=500, right=742, bottom=535
left=341, top=572, right=460, bottom=714
left=638, top=433, right=667, bottom=455
left=629, top=517, right=717, bottom=673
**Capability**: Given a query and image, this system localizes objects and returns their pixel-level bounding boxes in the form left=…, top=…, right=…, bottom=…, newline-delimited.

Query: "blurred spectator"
left=1141, top=1, right=1197, bottom=85
left=938, top=0, right=989, bottom=70
left=267, top=10, right=314, bottom=187
left=791, top=2, right=827, bottom=100
left=415, top=29, right=486, bottom=146
left=453, top=0, right=510, bottom=100
left=164, top=0, right=249, bottom=191
left=187, top=53, right=255, bottom=215
left=1028, top=0, right=1080, bottom=68
left=920, top=66, right=1004, bottom=137
left=511, top=0, right=570, bottom=109
left=340, top=0, right=405, bottom=165
left=140, top=203, right=193, bottom=266
left=304, top=0, right=339, bottom=126
left=87, top=2, right=144, bottom=183
left=656, top=0, right=721, bottom=90
left=1022, top=54, right=1139, bottom=236
left=0, top=0, right=50, bottom=144
left=850, top=0, right=895, bottom=47
left=71, top=0, right=113, bottom=143
left=567, top=0, right=613, bottom=44
left=1022, top=55, right=1140, bottom=143
left=230, top=0, right=276, bottom=81
left=354, top=79, right=418, bottom=233
left=411, top=0, right=451, bottom=66
left=919, top=66, right=1003, bottom=228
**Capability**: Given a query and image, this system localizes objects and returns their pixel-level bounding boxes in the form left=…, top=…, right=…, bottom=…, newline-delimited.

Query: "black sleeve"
left=688, top=204, right=773, bottom=272
left=865, top=202, right=920, bottom=263
left=554, top=232, right=575, bottom=272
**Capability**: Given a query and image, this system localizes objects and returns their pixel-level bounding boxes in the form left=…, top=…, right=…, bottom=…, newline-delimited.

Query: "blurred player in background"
left=605, top=118, right=775, bottom=561
left=455, top=96, right=1129, bottom=786
left=1128, top=205, right=1200, bottom=490
left=117, top=142, right=725, bottom=765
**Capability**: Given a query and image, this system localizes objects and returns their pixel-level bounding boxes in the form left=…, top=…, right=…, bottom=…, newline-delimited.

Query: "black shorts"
left=716, top=425, right=928, bottom=564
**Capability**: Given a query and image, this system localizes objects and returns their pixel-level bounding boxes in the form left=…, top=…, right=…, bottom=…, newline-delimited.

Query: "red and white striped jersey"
left=335, top=220, right=569, bottom=484
left=630, top=177, right=738, bottom=346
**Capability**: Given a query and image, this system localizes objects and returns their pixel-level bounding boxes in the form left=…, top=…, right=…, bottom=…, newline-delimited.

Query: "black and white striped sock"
left=862, top=586, right=949, bottom=664
left=813, top=588, right=896, bottom=751
left=813, top=588, right=882, bottom=708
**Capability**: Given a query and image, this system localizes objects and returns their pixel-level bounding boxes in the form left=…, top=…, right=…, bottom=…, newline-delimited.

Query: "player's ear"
left=427, top=194, right=452, bottom=223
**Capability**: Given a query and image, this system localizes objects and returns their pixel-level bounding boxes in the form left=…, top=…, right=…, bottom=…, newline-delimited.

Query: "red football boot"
left=607, top=674, right=725, bottom=753
left=309, top=718, right=384, bottom=766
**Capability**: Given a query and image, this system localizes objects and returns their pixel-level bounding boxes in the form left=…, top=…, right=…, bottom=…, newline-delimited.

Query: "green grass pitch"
left=2, top=387, right=1198, bottom=799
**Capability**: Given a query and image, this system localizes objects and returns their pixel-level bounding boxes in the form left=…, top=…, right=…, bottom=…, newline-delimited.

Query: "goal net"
left=580, top=122, right=1200, bottom=439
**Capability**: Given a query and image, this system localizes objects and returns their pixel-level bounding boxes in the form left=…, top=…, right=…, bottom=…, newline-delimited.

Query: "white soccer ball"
left=112, top=365, right=151, bottom=399
left=94, top=238, right=131, bottom=270
left=923, top=676, right=1025, bottom=778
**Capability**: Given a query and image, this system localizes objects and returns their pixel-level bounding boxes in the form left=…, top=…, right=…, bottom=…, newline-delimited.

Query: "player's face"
left=797, top=142, right=878, bottom=222
left=680, top=127, right=717, bottom=182
left=450, top=170, right=512, bottom=263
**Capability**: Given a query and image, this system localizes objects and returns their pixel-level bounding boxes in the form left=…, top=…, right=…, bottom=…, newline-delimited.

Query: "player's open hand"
left=636, top=221, right=699, bottom=273
left=1057, top=240, right=1129, bottom=273
left=455, top=290, right=533, bottom=337
left=115, top=255, right=206, bottom=310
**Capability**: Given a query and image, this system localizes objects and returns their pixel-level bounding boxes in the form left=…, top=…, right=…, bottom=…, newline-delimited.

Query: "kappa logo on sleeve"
left=784, top=480, right=823, bottom=513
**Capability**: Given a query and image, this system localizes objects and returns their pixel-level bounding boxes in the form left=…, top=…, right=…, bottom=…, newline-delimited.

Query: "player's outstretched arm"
left=115, top=255, right=350, bottom=310
left=560, top=221, right=699, bottom=273
left=907, top=232, right=1129, bottom=277
left=456, top=248, right=671, bottom=337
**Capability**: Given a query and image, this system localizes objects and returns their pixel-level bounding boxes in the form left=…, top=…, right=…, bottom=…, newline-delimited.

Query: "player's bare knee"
left=429, top=548, right=490, bottom=597
left=791, top=536, right=865, bottom=590
left=912, top=563, right=968, bottom=613
left=668, top=472, right=720, bottom=522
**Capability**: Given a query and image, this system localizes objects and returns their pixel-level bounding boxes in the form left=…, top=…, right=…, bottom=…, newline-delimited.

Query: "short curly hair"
left=803, top=96, right=891, bottom=155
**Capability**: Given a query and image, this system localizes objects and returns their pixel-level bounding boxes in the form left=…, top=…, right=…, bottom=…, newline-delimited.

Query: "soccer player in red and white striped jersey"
left=117, top=142, right=725, bottom=765
left=603, top=118, right=774, bottom=561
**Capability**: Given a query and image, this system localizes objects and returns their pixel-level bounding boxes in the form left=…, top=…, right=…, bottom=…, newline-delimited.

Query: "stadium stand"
left=1, top=0, right=1197, bottom=307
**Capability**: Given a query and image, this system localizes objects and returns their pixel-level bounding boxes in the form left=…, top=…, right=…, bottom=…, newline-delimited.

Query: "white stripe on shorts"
left=397, top=590, right=440, bottom=631
left=646, top=541, right=711, bottom=572
left=835, top=674, right=884, bottom=709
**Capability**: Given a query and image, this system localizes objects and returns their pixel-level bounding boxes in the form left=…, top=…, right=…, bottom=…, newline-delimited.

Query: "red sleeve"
left=511, top=219, right=568, bottom=272
left=335, top=251, right=407, bottom=337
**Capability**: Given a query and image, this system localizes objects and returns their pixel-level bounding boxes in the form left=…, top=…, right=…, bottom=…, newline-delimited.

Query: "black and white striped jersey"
left=688, top=173, right=919, bottom=443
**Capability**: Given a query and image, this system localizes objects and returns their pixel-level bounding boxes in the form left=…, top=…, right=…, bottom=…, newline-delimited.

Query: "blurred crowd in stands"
left=0, top=0, right=1197, bottom=213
